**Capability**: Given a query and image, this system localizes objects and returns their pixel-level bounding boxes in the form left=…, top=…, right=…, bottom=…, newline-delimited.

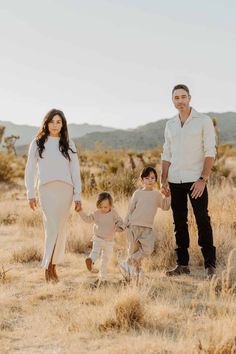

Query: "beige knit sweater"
left=125, top=189, right=171, bottom=228
left=79, top=208, right=125, bottom=241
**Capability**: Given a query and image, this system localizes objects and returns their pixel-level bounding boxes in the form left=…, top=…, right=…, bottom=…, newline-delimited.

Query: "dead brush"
left=12, top=245, right=42, bottom=263
left=195, top=336, right=236, bottom=354
left=0, top=265, right=11, bottom=282
left=100, top=292, right=145, bottom=331
left=0, top=213, right=18, bottom=225
left=226, top=248, right=236, bottom=291
left=210, top=248, right=236, bottom=297
left=66, top=230, right=92, bottom=254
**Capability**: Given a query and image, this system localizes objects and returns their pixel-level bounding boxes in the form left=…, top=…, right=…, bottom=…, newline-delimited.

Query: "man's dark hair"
left=140, top=166, right=158, bottom=181
left=172, top=84, right=190, bottom=96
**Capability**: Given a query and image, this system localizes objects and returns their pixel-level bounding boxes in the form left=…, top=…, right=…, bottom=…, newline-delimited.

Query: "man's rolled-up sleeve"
left=203, top=117, right=216, bottom=158
left=161, top=125, right=172, bottom=162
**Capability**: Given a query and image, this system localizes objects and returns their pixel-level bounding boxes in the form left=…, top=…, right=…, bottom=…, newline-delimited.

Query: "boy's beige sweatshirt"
left=125, top=189, right=171, bottom=228
left=79, top=208, right=125, bottom=241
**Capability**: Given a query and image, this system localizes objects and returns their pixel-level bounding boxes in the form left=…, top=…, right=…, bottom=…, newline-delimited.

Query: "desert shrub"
left=0, top=266, right=11, bottom=283
left=0, top=153, right=14, bottom=182
left=226, top=248, right=236, bottom=290
left=100, top=292, right=145, bottom=331
left=196, top=337, right=236, bottom=354
left=12, top=245, right=42, bottom=263
left=0, top=213, right=18, bottom=225
left=0, top=319, right=14, bottom=332
left=19, top=211, right=42, bottom=228
left=97, top=169, right=139, bottom=198
left=11, top=156, right=26, bottom=179
left=66, top=229, right=92, bottom=254
left=217, top=144, right=236, bottom=159
left=114, top=294, right=145, bottom=329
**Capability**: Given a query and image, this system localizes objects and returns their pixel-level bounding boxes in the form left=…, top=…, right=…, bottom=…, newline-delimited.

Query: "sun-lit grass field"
left=0, top=144, right=236, bottom=353
left=0, top=177, right=236, bottom=354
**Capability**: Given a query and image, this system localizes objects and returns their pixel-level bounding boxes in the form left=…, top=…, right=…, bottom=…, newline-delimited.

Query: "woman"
left=25, top=109, right=82, bottom=282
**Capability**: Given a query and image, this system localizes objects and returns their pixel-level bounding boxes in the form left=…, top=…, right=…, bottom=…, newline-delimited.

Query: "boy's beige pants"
left=127, top=225, right=154, bottom=264
left=89, top=236, right=114, bottom=280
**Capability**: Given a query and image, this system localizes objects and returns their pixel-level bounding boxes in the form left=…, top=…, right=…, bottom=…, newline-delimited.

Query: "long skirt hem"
left=39, top=181, right=73, bottom=269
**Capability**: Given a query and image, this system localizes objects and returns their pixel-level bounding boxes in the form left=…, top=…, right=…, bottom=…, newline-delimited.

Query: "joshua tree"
left=0, top=125, right=5, bottom=144
left=136, top=153, right=145, bottom=166
left=211, top=117, right=220, bottom=146
left=3, top=135, right=20, bottom=156
left=128, top=152, right=136, bottom=170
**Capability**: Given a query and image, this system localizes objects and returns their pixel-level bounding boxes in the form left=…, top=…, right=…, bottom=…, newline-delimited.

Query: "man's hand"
left=161, top=183, right=170, bottom=197
left=74, top=200, right=82, bottom=212
left=190, top=179, right=206, bottom=199
left=29, top=198, right=37, bottom=211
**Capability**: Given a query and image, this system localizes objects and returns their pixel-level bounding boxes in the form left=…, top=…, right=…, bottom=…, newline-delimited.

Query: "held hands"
left=115, top=226, right=125, bottom=232
left=160, top=183, right=171, bottom=197
left=29, top=198, right=37, bottom=211
left=74, top=200, right=82, bottom=212
left=190, top=179, right=206, bottom=199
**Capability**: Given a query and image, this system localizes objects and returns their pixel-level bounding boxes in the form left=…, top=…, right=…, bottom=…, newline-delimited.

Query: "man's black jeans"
left=169, top=182, right=216, bottom=268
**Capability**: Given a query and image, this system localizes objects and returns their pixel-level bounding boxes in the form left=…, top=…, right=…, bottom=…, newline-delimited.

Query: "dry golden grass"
left=0, top=181, right=236, bottom=354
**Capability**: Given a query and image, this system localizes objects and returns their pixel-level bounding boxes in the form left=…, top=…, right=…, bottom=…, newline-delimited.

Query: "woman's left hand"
left=74, top=200, right=82, bottom=212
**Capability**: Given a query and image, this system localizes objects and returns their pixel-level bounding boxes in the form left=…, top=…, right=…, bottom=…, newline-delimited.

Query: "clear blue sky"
left=0, top=0, right=235, bottom=128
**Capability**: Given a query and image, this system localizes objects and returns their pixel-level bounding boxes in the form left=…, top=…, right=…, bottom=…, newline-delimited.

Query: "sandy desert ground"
left=0, top=182, right=236, bottom=354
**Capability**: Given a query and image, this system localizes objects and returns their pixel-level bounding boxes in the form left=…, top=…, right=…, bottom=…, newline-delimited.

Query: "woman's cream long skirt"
left=39, top=181, right=73, bottom=269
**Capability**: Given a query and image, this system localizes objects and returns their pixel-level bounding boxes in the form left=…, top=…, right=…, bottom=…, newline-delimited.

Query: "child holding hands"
left=120, top=166, right=171, bottom=280
left=79, top=192, right=125, bottom=282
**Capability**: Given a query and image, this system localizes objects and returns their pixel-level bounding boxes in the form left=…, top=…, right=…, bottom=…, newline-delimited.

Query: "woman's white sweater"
left=25, top=136, right=81, bottom=201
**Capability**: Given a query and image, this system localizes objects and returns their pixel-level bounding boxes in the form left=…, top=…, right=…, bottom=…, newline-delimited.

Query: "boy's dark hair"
left=140, top=166, right=158, bottom=181
left=96, top=192, right=113, bottom=208
left=172, top=84, right=190, bottom=96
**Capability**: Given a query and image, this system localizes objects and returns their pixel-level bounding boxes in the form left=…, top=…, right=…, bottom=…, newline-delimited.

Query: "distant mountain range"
left=0, top=121, right=115, bottom=147
left=0, top=111, right=235, bottom=153
left=75, top=112, right=236, bottom=151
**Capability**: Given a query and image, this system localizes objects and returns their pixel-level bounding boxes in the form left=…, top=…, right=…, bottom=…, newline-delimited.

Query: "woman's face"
left=48, top=115, right=63, bottom=137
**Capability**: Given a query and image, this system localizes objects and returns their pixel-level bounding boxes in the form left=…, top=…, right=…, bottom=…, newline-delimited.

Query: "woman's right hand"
left=74, top=200, right=82, bottom=212
left=29, top=198, right=37, bottom=211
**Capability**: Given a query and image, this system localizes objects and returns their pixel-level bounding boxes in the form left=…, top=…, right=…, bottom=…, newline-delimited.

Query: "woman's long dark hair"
left=36, top=109, right=76, bottom=161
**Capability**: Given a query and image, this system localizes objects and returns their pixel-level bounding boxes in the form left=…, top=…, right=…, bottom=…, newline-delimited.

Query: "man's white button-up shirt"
left=162, top=108, right=216, bottom=183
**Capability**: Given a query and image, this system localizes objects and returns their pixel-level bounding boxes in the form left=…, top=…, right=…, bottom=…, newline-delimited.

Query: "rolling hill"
left=1, top=112, right=236, bottom=153
left=75, top=112, right=236, bottom=150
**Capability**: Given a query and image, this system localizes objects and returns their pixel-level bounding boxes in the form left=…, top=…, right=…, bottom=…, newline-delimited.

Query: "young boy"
left=120, top=166, right=171, bottom=280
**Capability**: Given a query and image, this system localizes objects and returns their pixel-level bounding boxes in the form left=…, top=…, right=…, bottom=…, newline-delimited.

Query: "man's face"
left=172, top=89, right=191, bottom=112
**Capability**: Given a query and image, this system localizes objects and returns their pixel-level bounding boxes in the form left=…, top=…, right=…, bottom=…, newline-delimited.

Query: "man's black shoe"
left=206, top=266, right=216, bottom=280
left=166, top=265, right=190, bottom=277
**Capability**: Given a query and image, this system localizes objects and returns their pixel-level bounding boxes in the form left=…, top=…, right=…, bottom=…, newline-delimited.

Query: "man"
left=161, top=84, right=216, bottom=278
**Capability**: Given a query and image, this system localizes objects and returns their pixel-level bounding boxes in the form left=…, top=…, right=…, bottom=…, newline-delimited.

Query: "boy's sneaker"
left=137, top=269, right=145, bottom=279
left=166, top=265, right=190, bottom=276
left=120, top=261, right=129, bottom=274
left=120, top=261, right=139, bottom=281
left=131, top=266, right=144, bottom=278
left=120, top=261, right=132, bottom=281
left=85, top=257, right=93, bottom=272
